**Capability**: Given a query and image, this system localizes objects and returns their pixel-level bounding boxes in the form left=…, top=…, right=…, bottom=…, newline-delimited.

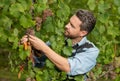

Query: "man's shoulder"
left=76, top=41, right=99, bottom=54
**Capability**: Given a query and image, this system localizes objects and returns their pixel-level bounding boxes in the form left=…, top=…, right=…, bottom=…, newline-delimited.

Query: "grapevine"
left=0, top=0, right=120, bottom=81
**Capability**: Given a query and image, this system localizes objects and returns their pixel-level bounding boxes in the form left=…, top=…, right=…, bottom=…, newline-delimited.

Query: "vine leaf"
left=19, top=15, right=35, bottom=28
left=87, top=0, right=96, bottom=10
left=9, top=3, right=25, bottom=17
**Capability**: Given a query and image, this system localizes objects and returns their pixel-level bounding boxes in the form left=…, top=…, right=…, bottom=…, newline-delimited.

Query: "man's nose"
left=65, top=23, right=70, bottom=29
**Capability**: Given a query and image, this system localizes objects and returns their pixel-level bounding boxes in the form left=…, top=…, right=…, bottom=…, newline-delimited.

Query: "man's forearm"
left=41, top=44, right=70, bottom=72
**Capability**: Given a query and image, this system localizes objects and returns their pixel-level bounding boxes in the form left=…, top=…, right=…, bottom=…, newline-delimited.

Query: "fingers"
left=28, top=34, right=35, bottom=40
left=20, top=35, right=28, bottom=44
left=28, top=35, right=39, bottom=42
left=19, top=35, right=36, bottom=46
left=27, top=34, right=36, bottom=43
left=27, top=35, right=46, bottom=51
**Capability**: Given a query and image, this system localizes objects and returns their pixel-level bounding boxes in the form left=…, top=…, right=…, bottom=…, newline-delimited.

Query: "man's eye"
left=70, top=23, right=75, bottom=28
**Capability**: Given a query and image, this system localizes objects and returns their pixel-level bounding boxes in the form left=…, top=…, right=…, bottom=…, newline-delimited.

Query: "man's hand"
left=28, top=35, right=47, bottom=51
left=20, top=34, right=46, bottom=51
left=20, top=35, right=28, bottom=44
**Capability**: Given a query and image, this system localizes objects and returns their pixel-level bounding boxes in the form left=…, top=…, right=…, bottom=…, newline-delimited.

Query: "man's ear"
left=79, top=30, right=88, bottom=37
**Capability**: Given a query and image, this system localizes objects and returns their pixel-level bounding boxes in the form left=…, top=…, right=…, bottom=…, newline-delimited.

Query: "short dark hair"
left=75, top=9, right=96, bottom=35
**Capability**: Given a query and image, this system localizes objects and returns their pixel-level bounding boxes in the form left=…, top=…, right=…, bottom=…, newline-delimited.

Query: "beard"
left=64, top=30, right=75, bottom=39
left=64, top=30, right=69, bottom=37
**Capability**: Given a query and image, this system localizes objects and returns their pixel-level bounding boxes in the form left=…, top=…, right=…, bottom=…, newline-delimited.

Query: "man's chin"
left=64, top=33, right=68, bottom=37
left=64, top=35, right=71, bottom=38
left=64, top=35, right=76, bottom=39
left=64, top=32, right=71, bottom=38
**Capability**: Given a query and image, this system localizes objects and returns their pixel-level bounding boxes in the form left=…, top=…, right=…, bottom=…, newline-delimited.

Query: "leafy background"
left=0, top=0, right=120, bottom=81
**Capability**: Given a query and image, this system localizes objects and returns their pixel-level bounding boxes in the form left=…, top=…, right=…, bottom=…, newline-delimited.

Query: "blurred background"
left=0, top=0, right=120, bottom=81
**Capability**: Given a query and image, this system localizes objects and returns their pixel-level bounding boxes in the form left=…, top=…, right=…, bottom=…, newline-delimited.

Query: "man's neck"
left=72, top=37, right=83, bottom=45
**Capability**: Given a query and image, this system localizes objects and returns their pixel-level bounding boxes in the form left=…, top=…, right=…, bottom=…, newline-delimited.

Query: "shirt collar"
left=72, top=37, right=87, bottom=49
left=77, top=37, right=87, bottom=46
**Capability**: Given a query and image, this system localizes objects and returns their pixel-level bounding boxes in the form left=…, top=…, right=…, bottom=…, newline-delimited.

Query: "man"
left=22, top=9, right=99, bottom=80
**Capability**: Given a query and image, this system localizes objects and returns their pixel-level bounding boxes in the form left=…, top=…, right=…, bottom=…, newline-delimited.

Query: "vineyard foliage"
left=0, top=0, right=120, bottom=81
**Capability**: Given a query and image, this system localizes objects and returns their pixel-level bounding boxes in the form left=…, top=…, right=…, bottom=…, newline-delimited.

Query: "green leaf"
left=66, top=39, right=72, bottom=47
left=18, top=45, right=30, bottom=60
left=36, top=74, right=42, bottom=81
left=0, top=15, right=12, bottom=28
left=19, top=50, right=30, bottom=60
left=87, top=0, right=96, bottom=10
left=64, top=0, right=71, bottom=3
left=107, top=21, right=120, bottom=38
left=57, top=20, right=64, bottom=28
left=99, top=25, right=105, bottom=34
left=13, top=28, right=18, bottom=36
left=118, top=7, right=120, bottom=14
left=0, top=0, right=13, bottom=7
left=29, top=70, right=36, bottom=78
left=114, top=0, right=120, bottom=6
left=19, top=15, right=35, bottom=28
left=0, top=28, right=3, bottom=37
left=0, top=0, right=5, bottom=7
left=19, top=15, right=28, bottom=28
left=63, top=47, right=72, bottom=56
left=98, top=1, right=110, bottom=13
left=115, top=57, right=120, bottom=68
left=18, top=45, right=24, bottom=52
left=74, top=75, right=84, bottom=81
left=34, top=3, right=47, bottom=14
left=12, top=38, right=19, bottom=49
left=46, top=60, right=54, bottom=69
left=42, top=70, right=50, bottom=81
left=17, top=0, right=32, bottom=10
left=34, top=68, right=43, bottom=75
left=19, top=51, right=26, bottom=60
left=98, top=0, right=105, bottom=13
left=49, top=36, right=55, bottom=43
left=8, top=36, right=15, bottom=42
left=55, top=29, right=63, bottom=36
left=0, top=33, right=7, bottom=43
left=98, top=13, right=109, bottom=23
left=43, top=17, right=54, bottom=32
left=56, top=3, right=70, bottom=21
left=9, top=3, right=25, bottom=17
left=43, top=0, right=48, bottom=4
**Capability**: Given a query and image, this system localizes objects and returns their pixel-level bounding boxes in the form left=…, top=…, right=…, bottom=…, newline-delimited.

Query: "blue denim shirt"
left=67, top=37, right=99, bottom=76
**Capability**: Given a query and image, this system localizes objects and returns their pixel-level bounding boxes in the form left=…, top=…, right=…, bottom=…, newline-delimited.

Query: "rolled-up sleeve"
left=67, top=48, right=99, bottom=76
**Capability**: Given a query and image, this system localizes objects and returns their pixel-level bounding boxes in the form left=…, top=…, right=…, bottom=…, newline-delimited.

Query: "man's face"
left=64, top=15, right=82, bottom=39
